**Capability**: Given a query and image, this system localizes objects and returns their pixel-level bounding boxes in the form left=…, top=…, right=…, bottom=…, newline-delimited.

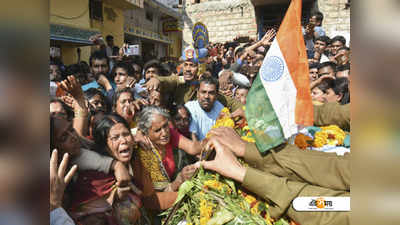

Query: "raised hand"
left=260, top=28, right=276, bottom=46
left=97, top=74, right=113, bottom=91
left=57, top=75, right=84, bottom=100
left=50, top=149, right=78, bottom=211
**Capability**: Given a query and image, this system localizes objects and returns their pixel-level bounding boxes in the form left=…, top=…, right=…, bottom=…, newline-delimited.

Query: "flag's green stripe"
left=245, top=73, right=285, bottom=154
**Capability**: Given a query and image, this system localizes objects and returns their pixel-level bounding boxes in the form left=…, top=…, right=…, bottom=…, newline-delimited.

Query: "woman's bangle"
left=74, top=110, right=88, bottom=118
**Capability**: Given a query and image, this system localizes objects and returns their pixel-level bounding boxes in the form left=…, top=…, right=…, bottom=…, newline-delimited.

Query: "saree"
left=138, top=126, right=182, bottom=191
left=68, top=161, right=151, bottom=225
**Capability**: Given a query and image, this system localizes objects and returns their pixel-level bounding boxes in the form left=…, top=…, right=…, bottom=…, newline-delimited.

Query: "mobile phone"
left=124, top=45, right=139, bottom=56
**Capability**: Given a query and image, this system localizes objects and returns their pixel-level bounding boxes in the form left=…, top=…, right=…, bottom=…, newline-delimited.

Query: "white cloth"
left=50, top=81, right=58, bottom=97
left=232, top=72, right=251, bottom=87
left=50, top=207, right=75, bottom=225
left=320, top=54, right=330, bottom=63
left=185, top=100, right=224, bottom=140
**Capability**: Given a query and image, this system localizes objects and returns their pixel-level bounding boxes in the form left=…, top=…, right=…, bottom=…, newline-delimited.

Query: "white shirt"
left=185, top=100, right=224, bottom=140
left=50, top=207, right=75, bottom=225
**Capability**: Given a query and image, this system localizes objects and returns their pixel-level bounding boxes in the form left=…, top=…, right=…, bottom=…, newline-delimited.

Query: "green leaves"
left=174, top=180, right=195, bottom=205
left=206, top=208, right=234, bottom=225
left=273, top=218, right=290, bottom=225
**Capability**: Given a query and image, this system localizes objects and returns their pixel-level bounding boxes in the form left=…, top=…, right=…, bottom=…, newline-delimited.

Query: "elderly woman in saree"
left=53, top=113, right=177, bottom=225
left=137, top=105, right=203, bottom=192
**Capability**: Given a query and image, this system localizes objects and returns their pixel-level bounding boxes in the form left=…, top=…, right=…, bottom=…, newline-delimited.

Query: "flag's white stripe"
left=259, top=40, right=298, bottom=138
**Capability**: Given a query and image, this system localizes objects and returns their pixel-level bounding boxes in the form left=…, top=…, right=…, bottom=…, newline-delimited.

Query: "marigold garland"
left=206, top=107, right=255, bottom=143
left=294, top=125, right=347, bottom=149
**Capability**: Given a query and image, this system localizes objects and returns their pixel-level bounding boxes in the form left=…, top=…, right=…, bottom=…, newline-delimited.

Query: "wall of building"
left=50, top=0, right=91, bottom=28
left=91, top=3, right=125, bottom=48
left=318, top=0, right=350, bottom=43
left=167, top=31, right=182, bottom=57
left=182, top=0, right=257, bottom=46
left=50, top=0, right=92, bottom=64
left=124, top=1, right=182, bottom=59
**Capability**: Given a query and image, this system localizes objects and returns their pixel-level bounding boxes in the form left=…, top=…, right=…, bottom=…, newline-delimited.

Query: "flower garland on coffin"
left=161, top=108, right=292, bottom=225
left=293, top=125, right=350, bottom=156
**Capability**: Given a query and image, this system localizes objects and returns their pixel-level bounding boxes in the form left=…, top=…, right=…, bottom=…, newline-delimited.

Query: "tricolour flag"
left=245, top=0, right=313, bottom=154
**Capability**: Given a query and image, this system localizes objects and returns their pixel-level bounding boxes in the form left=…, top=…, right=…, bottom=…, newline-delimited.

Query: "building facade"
left=179, top=0, right=350, bottom=46
left=123, top=0, right=183, bottom=62
left=50, top=0, right=142, bottom=65
left=318, top=0, right=350, bottom=43
left=182, top=0, right=258, bottom=46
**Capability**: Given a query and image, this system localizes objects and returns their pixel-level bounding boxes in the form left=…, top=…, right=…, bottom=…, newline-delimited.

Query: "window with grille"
left=89, top=0, right=103, bottom=21
left=146, top=11, right=153, bottom=22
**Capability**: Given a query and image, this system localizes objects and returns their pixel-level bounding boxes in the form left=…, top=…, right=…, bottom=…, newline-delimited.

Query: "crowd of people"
left=50, top=11, right=350, bottom=225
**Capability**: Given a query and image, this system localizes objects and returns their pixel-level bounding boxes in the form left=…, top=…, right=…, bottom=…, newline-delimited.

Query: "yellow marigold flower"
left=241, top=135, right=256, bottom=143
left=245, top=195, right=256, bottom=204
left=251, top=202, right=260, bottom=214
left=221, top=107, right=230, bottom=114
left=313, top=125, right=346, bottom=147
left=204, top=180, right=223, bottom=191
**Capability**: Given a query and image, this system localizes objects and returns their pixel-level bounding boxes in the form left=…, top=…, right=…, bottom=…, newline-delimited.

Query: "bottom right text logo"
left=293, top=197, right=350, bottom=211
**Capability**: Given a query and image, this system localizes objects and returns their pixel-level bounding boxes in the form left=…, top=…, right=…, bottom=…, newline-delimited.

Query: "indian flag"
left=245, top=0, right=313, bottom=154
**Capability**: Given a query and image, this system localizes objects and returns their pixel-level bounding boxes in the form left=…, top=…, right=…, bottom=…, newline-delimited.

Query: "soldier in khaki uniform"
left=314, top=101, right=350, bottom=131
left=198, top=102, right=351, bottom=225
left=144, top=46, right=243, bottom=113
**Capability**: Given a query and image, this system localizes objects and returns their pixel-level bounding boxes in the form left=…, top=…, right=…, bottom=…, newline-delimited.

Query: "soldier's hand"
left=143, top=77, right=160, bottom=92
left=196, top=138, right=246, bottom=183
left=207, top=127, right=246, bottom=157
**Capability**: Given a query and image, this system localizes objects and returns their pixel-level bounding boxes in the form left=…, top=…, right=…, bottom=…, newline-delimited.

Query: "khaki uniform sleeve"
left=242, top=167, right=350, bottom=225
left=243, top=142, right=264, bottom=168
left=314, top=102, right=350, bottom=131
left=242, top=167, right=306, bottom=218
left=155, top=75, right=181, bottom=94
left=216, top=94, right=243, bottom=112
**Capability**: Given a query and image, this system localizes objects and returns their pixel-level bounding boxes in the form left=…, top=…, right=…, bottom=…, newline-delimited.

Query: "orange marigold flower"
left=294, top=133, right=313, bottom=150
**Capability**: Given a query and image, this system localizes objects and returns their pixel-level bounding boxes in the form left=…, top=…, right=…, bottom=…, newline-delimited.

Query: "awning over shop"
left=50, top=24, right=101, bottom=46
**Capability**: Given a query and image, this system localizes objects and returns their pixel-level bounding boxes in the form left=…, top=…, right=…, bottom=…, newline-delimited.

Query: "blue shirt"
left=82, top=80, right=101, bottom=92
left=82, top=80, right=116, bottom=95
left=185, top=100, right=224, bottom=140
left=50, top=207, right=75, bottom=225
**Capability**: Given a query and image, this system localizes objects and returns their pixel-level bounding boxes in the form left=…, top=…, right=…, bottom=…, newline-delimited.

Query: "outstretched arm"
left=58, top=75, right=89, bottom=137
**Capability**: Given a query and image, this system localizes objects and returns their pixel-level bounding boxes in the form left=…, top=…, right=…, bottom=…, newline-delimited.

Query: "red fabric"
left=69, top=171, right=144, bottom=210
left=162, top=126, right=182, bottom=179
left=209, top=48, right=218, bottom=57
left=69, top=171, right=116, bottom=211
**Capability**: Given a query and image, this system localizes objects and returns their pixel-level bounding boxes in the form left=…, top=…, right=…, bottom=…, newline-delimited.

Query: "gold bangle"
left=74, top=110, right=88, bottom=118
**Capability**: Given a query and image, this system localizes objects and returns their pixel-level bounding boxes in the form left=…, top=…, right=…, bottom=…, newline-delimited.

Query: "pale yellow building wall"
left=50, top=0, right=92, bottom=64
left=167, top=31, right=182, bottom=58
left=50, top=0, right=91, bottom=28
left=92, top=3, right=125, bottom=48
left=50, top=0, right=125, bottom=65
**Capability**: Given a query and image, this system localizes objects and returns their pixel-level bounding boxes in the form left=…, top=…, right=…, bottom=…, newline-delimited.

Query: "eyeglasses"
left=175, top=116, right=191, bottom=123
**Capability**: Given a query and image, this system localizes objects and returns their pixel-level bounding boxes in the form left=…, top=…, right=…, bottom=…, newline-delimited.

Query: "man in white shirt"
left=185, top=77, right=224, bottom=140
